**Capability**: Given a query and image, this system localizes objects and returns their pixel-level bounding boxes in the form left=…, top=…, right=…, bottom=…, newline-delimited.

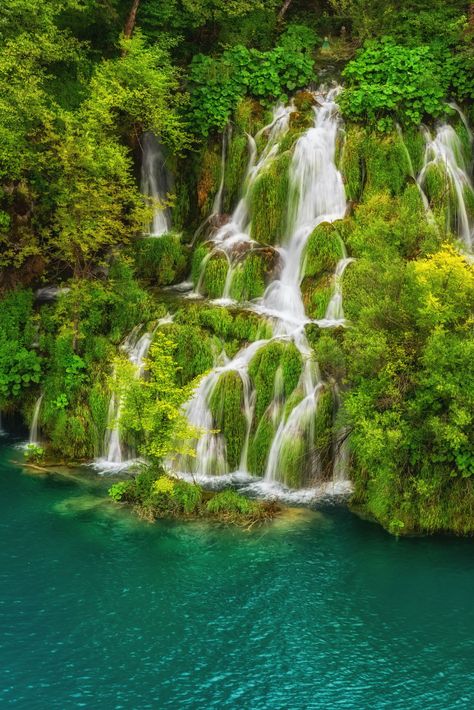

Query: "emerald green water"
left=1, top=437, right=474, bottom=709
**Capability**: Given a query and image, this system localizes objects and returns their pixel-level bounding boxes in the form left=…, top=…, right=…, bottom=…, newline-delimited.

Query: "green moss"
left=341, top=125, right=365, bottom=201
left=314, top=388, right=335, bottom=479
left=159, top=322, right=215, bottom=386
left=230, top=250, right=276, bottom=301
left=200, top=253, right=229, bottom=299
left=308, top=327, right=346, bottom=381
left=402, top=127, right=425, bottom=176
left=248, top=341, right=302, bottom=423
left=279, top=434, right=306, bottom=488
left=363, top=132, right=411, bottom=197
left=303, top=221, right=344, bottom=280
left=190, top=243, right=209, bottom=286
left=301, top=275, right=333, bottom=319
left=88, top=379, right=109, bottom=457
left=249, top=152, right=291, bottom=245
left=133, top=235, right=187, bottom=287
left=209, top=371, right=246, bottom=470
left=197, top=142, right=222, bottom=218
left=247, top=413, right=275, bottom=476
left=206, top=489, right=259, bottom=516
left=223, top=133, right=248, bottom=213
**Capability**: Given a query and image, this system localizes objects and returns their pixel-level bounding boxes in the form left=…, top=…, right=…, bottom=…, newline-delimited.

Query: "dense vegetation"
left=0, top=0, right=473, bottom=534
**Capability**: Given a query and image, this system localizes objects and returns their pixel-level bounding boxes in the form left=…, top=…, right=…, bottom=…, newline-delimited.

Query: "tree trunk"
left=124, top=0, right=140, bottom=39
left=278, top=0, right=293, bottom=22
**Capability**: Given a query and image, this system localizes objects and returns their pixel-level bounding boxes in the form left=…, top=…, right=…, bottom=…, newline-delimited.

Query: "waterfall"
left=141, top=132, right=171, bottom=237
left=173, top=88, right=352, bottom=494
left=29, top=394, right=43, bottom=445
left=253, top=89, right=347, bottom=327
left=95, top=323, right=160, bottom=471
left=418, top=124, right=474, bottom=251
left=191, top=104, right=293, bottom=299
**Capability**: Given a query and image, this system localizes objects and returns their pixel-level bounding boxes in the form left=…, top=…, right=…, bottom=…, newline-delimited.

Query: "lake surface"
left=1, top=436, right=474, bottom=709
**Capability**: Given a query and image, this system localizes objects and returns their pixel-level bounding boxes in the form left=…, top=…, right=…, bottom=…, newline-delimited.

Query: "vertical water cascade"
left=191, top=104, right=293, bottom=300
left=29, top=394, right=43, bottom=445
left=95, top=322, right=165, bottom=471
left=141, top=132, right=172, bottom=237
left=418, top=124, right=474, bottom=251
left=173, top=88, right=352, bottom=494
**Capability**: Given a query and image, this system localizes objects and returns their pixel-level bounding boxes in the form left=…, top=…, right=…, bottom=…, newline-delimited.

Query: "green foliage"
left=119, top=332, right=198, bottom=464
left=343, top=244, right=474, bottom=534
left=206, top=489, right=258, bottom=516
left=340, top=39, right=459, bottom=129
left=108, top=480, right=134, bottom=502
left=133, top=235, right=188, bottom=287
left=301, top=276, right=333, bottom=320
left=188, top=29, right=317, bottom=135
left=24, top=444, right=45, bottom=464
left=0, top=289, right=42, bottom=403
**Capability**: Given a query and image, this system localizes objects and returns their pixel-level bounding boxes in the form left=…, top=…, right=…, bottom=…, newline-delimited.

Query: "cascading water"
left=190, top=104, right=293, bottom=301
left=141, top=132, right=172, bottom=237
left=173, top=88, right=353, bottom=496
left=29, top=394, right=43, bottom=445
left=418, top=123, right=474, bottom=251
left=94, top=319, right=170, bottom=472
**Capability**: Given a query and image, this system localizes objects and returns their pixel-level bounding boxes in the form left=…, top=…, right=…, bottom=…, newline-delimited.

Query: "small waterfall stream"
left=173, top=88, right=353, bottom=496
left=29, top=394, right=43, bottom=445
left=418, top=123, right=474, bottom=251
left=191, top=104, right=293, bottom=300
left=141, top=132, right=172, bottom=237
left=95, top=324, right=161, bottom=472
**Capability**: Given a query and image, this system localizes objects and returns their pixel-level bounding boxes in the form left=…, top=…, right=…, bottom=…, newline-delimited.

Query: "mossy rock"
left=363, top=132, right=411, bottom=197
left=289, top=109, right=314, bottom=131
left=303, top=221, right=345, bottom=280
left=248, top=340, right=303, bottom=424
left=223, top=133, right=249, bottom=214
left=301, top=274, right=333, bottom=319
left=247, top=413, right=276, bottom=476
left=340, top=125, right=365, bottom=202
left=230, top=248, right=279, bottom=302
left=209, top=371, right=247, bottom=471
left=159, top=322, right=216, bottom=386
left=402, top=127, right=425, bottom=176
left=234, top=97, right=266, bottom=134
left=314, top=388, right=335, bottom=480
left=133, top=235, right=187, bottom=287
left=199, top=252, right=229, bottom=299
left=197, top=142, right=222, bottom=218
left=279, top=433, right=307, bottom=488
left=249, top=151, right=291, bottom=245
left=306, top=327, right=346, bottom=382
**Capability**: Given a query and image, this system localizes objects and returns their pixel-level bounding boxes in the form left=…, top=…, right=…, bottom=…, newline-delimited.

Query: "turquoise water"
left=1, top=437, right=474, bottom=709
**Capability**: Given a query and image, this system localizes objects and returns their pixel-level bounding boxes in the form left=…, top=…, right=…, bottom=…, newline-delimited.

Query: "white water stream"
left=94, top=318, right=172, bottom=472
left=29, top=394, right=43, bottom=445
left=418, top=123, right=474, bottom=251
left=141, top=132, right=171, bottom=237
left=172, top=88, right=353, bottom=494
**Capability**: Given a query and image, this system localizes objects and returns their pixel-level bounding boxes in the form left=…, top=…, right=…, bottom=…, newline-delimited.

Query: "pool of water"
left=1, top=436, right=474, bottom=708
